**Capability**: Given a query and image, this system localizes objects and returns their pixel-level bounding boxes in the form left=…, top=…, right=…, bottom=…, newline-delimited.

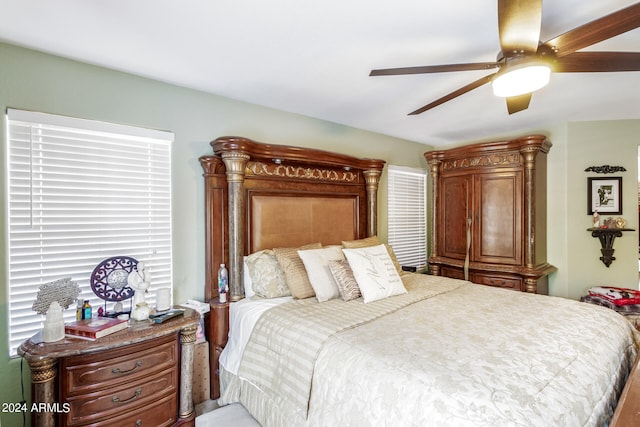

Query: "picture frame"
left=587, top=176, right=622, bottom=215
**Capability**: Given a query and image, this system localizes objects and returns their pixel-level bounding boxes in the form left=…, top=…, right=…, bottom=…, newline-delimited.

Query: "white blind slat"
left=6, top=109, right=174, bottom=357
left=387, top=165, right=428, bottom=270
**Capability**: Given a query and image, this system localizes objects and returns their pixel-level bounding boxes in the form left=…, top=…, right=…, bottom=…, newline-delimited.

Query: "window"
left=387, top=165, right=427, bottom=270
left=5, top=109, right=173, bottom=356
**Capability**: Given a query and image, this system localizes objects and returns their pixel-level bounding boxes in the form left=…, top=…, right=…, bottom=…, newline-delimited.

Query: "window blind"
left=387, top=165, right=427, bottom=270
left=6, top=109, right=173, bottom=356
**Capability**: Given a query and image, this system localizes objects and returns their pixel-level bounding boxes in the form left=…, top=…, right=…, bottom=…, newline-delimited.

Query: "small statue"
left=592, top=210, right=600, bottom=228
left=128, top=262, right=150, bottom=307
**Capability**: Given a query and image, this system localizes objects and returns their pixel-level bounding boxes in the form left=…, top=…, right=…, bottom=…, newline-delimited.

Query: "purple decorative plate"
left=90, top=256, right=138, bottom=301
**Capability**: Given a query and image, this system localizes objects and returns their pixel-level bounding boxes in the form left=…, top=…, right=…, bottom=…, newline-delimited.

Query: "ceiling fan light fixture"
left=492, top=59, right=551, bottom=98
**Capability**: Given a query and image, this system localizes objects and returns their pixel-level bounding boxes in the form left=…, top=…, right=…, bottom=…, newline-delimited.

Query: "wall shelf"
left=587, top=227, right=635, bottom=267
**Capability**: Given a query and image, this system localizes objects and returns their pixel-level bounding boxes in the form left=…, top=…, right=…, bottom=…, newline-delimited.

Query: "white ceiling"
left=1, top=0, right=639, bottom=146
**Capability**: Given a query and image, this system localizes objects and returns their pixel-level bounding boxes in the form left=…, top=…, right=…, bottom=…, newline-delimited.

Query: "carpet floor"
left=195, top=401, right=260, bottom=427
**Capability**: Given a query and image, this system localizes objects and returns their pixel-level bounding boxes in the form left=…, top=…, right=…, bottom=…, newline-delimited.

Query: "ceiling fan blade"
left=498, top=0, right=542, bottom=56
left=370, top=62, right=499, bottom=76
left=506, top=93, right=532, bottom=114
left=545, top=3, right=640, bottom=58
left=409, top=73, right=495, bottom=115
left=555, top=52, right=640, bottom=72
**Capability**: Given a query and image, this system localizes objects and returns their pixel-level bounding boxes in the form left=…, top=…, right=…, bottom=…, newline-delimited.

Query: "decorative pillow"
left=342, top=236, right=403, bottom=274
left=297, top=246, right=345, bottom=302
left=328, top=259, right=361, bottom=302
left=342, top=235, right=382, bottom=248
left=273, top=243, right=322, bottom=299
left=342, top=244, right=407, bottom=303
left=244, top=249, right=289, bottom=299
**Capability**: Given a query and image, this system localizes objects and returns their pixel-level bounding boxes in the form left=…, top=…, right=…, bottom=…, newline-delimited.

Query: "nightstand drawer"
left=61, top=334, right=177, bottom=396
left=63, top=368, right=177, bottom=426
left=89, top=393, right=177, bottom=427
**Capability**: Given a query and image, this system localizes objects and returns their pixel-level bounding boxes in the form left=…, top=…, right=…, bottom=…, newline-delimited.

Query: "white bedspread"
left=219, top=296, right=292, bottom=375
left=220, top=274, right=639, bottom=427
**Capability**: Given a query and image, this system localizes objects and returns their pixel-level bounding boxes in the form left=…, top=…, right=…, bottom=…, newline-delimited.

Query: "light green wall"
left=545, top=124, right=571, bottom=297
left=499, top=120, right=640, bottom=300
left=562, top=120, right=640, bottom=299
left=0, top=42, right=428, bottom=425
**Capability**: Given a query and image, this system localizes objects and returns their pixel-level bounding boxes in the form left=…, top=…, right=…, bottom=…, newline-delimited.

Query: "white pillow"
left=342, top=244, right=407, bottom=303
left=242, top=259, right=255, bottom=298
left=297, top=245, right=345, bottom=302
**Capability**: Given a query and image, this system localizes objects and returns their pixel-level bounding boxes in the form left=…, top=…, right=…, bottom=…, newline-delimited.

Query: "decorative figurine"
left=127, top=262, right=150, bottom=307
left=592, top=210, right=600, bottom=228
left=128, top=262, right=151, bottom=321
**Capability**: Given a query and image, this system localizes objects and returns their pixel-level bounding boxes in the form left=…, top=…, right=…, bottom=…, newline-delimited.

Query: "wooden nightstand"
left=19, top=309, right=200, bottom=427
left=208, top=297, right=229, bottom=399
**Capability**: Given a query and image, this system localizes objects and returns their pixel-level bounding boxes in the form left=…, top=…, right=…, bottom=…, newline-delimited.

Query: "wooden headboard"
left=199, top=136, right=386, bottom=302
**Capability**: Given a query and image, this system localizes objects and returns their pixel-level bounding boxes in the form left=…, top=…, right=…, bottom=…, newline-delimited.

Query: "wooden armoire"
left=424, top=135, right=556, bottom=294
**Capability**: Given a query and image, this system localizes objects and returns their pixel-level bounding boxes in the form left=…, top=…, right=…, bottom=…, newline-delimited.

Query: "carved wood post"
left=520, top=146, right=539, bottom=269
left=28, top=358, right=57, bottom=427
left=363, top=169, right=382, bottom=237
left=179, top=324, right=198, bottom=419
left=427, top=158, right=441, bottom=275
left=199, top=156, right=227, bottom=302
left=221, top=152, right=250, bottom=301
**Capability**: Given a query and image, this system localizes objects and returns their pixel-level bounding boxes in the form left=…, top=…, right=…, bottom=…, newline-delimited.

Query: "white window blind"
left=387, top=165, right=427, bottom=270
left=6, top=109, right=173, bottom=356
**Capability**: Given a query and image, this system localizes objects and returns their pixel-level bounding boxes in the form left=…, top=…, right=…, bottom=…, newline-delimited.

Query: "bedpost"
left=199, top=155, right=228, bottom=302
left=363, top=169, right=382, bottom=237
left=221, top=151, right=250, bottom=301
left=427, top=157, right=440, bottom=276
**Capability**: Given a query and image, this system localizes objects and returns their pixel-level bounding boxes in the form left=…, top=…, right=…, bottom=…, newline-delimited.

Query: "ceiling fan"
left=370, top=1, right=640, bottom=115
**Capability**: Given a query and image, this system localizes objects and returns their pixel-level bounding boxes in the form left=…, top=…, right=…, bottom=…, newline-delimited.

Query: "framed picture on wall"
left=587, top=176, right=622, bottom=215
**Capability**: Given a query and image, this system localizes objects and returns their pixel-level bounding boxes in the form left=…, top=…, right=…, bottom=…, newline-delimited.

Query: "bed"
left=199, top=136, right=640, bottom=426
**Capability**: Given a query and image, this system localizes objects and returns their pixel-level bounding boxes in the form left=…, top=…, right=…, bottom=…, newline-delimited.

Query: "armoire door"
left=439, top=174, right=472, bottom=261
left=473, top=171, right=522, bottom=265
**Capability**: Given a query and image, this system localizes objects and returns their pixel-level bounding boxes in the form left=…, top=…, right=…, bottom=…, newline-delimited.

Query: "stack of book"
left=65, top=317, right=129, bottom=340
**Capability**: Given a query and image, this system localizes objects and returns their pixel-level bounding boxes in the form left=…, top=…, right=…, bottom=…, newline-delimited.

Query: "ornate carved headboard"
left=199, top=136, right=386, bottom=302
